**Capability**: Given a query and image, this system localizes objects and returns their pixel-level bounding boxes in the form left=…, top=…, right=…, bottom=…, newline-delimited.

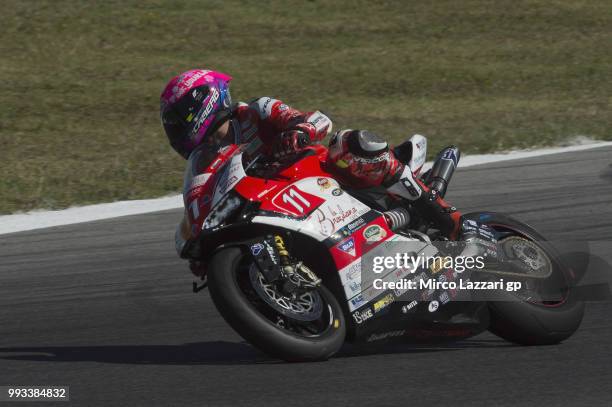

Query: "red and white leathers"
left=229, top=97, right=333, bottom=158
left=326, top=129, right=462, bottom=239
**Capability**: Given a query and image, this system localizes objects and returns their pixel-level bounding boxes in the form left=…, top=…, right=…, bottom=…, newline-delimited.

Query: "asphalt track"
left=1, top=147, right=612, bottom=406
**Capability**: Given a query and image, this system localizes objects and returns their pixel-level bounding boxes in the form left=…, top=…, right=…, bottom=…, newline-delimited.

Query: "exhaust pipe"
left=426, top=146, right=460, bottom=198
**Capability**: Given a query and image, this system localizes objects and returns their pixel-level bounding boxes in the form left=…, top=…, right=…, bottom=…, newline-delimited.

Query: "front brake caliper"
left=275, top=235, right=322, bottom=289
left=248, top=236, right=282, bottom=283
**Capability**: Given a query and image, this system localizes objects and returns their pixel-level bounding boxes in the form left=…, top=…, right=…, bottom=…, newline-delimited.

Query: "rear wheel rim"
left=491, top=225, right=570, bottom=307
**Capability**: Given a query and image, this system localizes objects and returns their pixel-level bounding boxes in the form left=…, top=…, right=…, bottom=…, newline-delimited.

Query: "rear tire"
left=487, top=297, right=584, bottom=345
left=465, top=212, right=585, bottom=345
left=207, top=247, right=346, bottom=362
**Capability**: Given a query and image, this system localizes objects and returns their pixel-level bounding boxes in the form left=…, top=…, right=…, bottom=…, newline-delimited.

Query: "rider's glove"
left=273, top=130, right=311, bottom=158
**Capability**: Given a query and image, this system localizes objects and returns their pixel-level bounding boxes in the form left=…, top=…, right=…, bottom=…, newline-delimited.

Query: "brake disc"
left=476, top=236, right=553, bottom=280
left=248, top=264, right=323, bottom=322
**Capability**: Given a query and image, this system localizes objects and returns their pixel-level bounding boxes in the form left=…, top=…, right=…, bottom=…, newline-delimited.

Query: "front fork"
left=192, top=234, right=322, bottom=294
left=273, top=235, right=321, bottom=289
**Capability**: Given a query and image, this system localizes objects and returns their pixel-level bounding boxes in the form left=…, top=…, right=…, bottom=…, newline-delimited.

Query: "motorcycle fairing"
left=183, top=144, right=243, bottom=238
left=249, top=176, right=372, bottom=242
left=408, top=134, right=427, bottom=176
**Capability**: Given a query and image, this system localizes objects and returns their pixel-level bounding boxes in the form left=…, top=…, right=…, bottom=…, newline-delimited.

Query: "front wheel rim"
left=234, top=259, right=337, bottom=338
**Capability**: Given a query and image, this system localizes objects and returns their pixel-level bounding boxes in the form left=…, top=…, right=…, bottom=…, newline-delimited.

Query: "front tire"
left=207, top=247, right=346, bottom=362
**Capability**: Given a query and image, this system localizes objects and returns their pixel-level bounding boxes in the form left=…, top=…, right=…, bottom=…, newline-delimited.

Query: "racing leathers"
left=326, top=129, right=463, bottom=239
left=229, top=97, right=333, bottom=158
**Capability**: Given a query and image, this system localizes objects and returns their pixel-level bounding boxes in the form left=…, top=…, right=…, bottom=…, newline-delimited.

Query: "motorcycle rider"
left=160, top=69, right=464, bottom=273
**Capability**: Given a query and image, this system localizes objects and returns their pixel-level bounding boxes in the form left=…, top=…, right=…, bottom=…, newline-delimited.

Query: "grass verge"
left=1, top=0, right=610, bottom=213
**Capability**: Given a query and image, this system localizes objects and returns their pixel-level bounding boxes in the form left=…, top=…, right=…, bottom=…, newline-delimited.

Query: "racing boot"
left=384, top=161, right=462, bottom=239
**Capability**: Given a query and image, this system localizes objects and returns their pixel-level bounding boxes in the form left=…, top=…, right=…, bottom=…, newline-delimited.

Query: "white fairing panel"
left=251, top=176, right=371, bottom=241
left=340, top=237, right=436, bottom=311
left=212, top=153, right=246, bottom=207
left=408, top=134, right=427, bottom=175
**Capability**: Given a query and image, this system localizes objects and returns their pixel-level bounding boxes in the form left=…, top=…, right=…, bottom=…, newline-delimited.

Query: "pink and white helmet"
left=160, top=69, right=233, bottom=158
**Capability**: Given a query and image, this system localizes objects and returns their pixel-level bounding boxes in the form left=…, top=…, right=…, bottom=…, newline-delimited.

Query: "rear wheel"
left=207, top=247, right=346, bottom=362
left=466, top=212, right=585, bottom=345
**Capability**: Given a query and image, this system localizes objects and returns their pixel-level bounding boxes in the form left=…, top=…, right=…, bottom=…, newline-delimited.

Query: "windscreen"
left=182, top=144, right=220, bottom=195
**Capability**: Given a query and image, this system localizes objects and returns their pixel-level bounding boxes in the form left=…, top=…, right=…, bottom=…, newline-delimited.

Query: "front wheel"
left=466, top=212, right=585, bottom=345
left=207, top=247, right=346, bottom=362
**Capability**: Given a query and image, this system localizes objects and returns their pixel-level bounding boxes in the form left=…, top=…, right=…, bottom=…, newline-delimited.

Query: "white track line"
left=1, top=141, right=611, bottom=235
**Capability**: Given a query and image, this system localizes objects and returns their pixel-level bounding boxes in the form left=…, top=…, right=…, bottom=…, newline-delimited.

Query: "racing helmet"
left=160, top=69, right=233, bottom=158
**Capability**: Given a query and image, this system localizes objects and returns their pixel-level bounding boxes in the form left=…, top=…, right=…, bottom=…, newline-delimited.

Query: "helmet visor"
left=170, top=85, right=211, bottom=128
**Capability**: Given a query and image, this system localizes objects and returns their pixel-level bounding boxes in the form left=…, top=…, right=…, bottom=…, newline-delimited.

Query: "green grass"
left=1, top=0, right=610, bottom=214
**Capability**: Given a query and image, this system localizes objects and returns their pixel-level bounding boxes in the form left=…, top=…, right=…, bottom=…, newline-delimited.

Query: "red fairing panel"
left=329, top=216, right=394, bottom=271
left=236, top=150, right=333, bottom=218
left=183, top=145, right=241, bottom=237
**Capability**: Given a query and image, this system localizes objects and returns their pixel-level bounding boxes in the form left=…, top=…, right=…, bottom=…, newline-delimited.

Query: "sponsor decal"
left=347, top=217, right=366, bottom=232
left=430, top=259, right=444, bottom=274
left=428, top=300, right=439, bottom=313
left=328, top=205, right=357, bottom=225
left=308, top=111, right=327, bottom=127
left=341, top=261, right=361, bottom=282
left=314, top=203, right=366, bottom=237
left=350, top=294, right=366, bottom=309
left=272, top=186, right=324, bottom=217
left=192, top=87, right=220, bottom=135
left=401, top=300, right=418, bottom=313
left=317, top=177, right=331, bottom=190
left=366, top=330, right=406, bottom=342
left=186, top=173, right=211, bottom=192
left=392, top=274, right=415, bottom=297
left=263, top=240, right=278, bottom=265
left=216, top=175, right=238, bottom=197
left=262, top=97, right=272, bottom=110
left=192, top=88, right=204, bottom=101
left=352, top=307, right=374, bottom=324
left=354, top=151, right=390, bottom=164
left=256, top=184, right=278, bottom=199
left=347, top=281, right=361, bottom=296
left=394, top=272, right=426, bottom=298
left=439, top=291, right=450, bottom=304
left=441, top=148, right=458, bottom=166
left=373, top=293, right=395, bottom=313
left=256, top=97, right=277, bottom=118
left=338, top=237, right=356, bottom=257
left=250, top=243, right=264, bottom=256
left=363, top=225, right=387, bottom=242
left=311, top=208, right=335, bottom=235
left=332, top=188, right=343, bottom=196
left=182, top=70, right=207, bottom=88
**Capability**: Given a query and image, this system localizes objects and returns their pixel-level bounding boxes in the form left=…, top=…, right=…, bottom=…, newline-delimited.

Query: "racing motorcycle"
left=179, top=136, right=584, bottom=361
